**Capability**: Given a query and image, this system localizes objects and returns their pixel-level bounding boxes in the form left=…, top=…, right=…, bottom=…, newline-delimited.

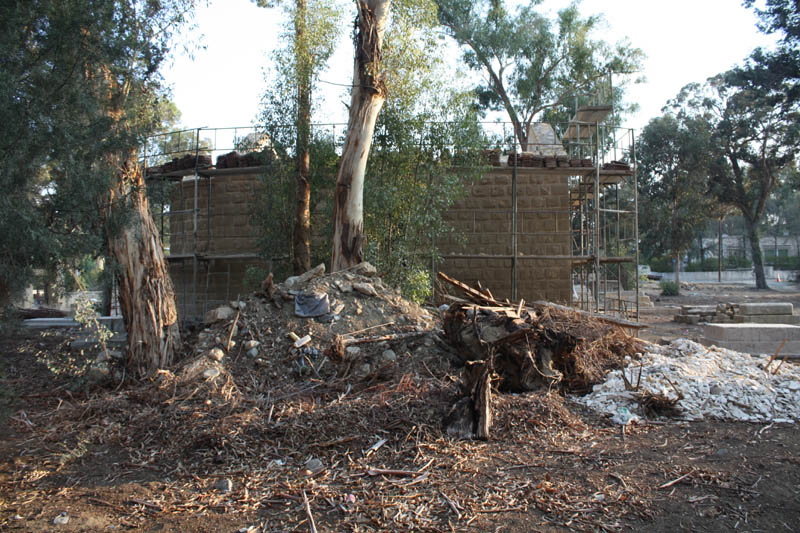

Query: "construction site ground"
left=638, top=279, right=800, bottom=345
left=1, top=277, right=799, bottom=532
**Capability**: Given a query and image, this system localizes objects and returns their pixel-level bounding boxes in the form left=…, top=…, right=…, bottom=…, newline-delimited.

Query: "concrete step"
left=735, top=303, right=794, bottom=316
left=700, top=337, right=800, bottom=357
left=733, top=315, right=800, bottom=325
left=703, top=323, right=800, bottom=342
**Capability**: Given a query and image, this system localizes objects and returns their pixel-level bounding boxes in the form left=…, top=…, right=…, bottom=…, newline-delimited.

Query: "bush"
left=768, top=255, right=800, bottom=270
left=648, top=256, right=673, bottom=273
left=659, top=280, right=679, bottom=296
left=686, top=257, right=725, bottom=272
left=724, top=256, right=751, bottom=269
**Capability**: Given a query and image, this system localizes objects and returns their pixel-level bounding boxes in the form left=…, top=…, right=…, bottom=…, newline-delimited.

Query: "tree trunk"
left=718, top=217, right=723, bottom=282
left=330, top=0, right=391, bottom=271
left=745, top=217, right=768, bottom=289
left=293, top=0, right=312, bottom=275
left=673, top=250, right=681, bottom=287
left=104, top=156, right=181, bottom=378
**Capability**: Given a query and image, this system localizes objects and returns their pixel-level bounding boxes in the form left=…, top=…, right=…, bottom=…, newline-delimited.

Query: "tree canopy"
left=436, top=0, right=643, bottom=150
left=637, top=113, right=712, bottom=285
left=0, top=1, right=195, bottom=305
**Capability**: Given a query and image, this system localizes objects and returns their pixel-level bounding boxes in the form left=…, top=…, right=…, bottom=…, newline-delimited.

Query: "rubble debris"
left=284, top=263, right=326, bottom=289
left=353, top=282, right=378, bottom=297
left=205, top=305, right=236, bottom=325
left=207, top=348, right=225, bottom=362
left=437, top=272, right=641, bottom=439
left=577, top=339, right=800, bottom=423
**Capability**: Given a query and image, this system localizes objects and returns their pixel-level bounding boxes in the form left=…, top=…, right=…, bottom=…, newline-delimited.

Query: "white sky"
left=163, top=0, right=777, bottom=135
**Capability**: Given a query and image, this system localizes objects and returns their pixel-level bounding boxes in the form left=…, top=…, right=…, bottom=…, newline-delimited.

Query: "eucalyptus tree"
left=0, top=0, right=197, bottom=376
left=672, top=69, right=800, bottom=289
left=256, top=0, right=343, bottom=274
left=330, top=0, right=394, bottom=270
left=637, top=114, right=713, bottom=286
left=435, top=0, right=643, bottom=151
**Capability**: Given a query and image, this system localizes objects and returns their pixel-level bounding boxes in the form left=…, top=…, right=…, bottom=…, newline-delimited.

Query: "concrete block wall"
left=169, top=174, right=261, bottom=256
left=168, top=172, right=269, bottom=319
left=170, top=257, right=269, bottom=320
left=439, top=168, right=572, bottom=303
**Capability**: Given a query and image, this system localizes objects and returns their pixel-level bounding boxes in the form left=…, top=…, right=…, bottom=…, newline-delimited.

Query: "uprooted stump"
left=441, top=301, right=642, bottom=440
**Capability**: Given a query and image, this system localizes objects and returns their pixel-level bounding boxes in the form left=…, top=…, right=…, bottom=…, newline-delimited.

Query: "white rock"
left=244, top=340, right=260, bottom=350
left=205, top=305, right=235, bottom=324
left=352, top=262, right=377, bottom=277
left=285, top=263, right=325, bottom=288
left=53, top=513, right=69, bottom=525
left=203, top=368, right=220, bottom=380
left=575, top=339, right=800, bottom=423
left=353, top=282, right=378, bottom=297
left=208, top=348, right=225, bottom=362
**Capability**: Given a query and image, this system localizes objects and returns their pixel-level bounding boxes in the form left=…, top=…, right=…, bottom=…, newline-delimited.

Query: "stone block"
left=704, top=323, right=800, bottom=342
left=736, top=303, right=793, bottom=315
left=733, top=315, right=800, bottom=325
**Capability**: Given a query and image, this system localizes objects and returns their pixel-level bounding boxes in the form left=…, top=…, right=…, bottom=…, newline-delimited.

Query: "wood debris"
left=437, top=272, right=642, bottom=439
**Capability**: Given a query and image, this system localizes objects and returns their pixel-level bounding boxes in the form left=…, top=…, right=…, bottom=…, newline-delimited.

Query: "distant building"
left=701, top=234, right=799, bottom=260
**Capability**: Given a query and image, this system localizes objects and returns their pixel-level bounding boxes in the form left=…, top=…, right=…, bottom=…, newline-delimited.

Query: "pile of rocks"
left=575, top=339, right=800, bottom=423
left=185, top=262, right=443, bottom=388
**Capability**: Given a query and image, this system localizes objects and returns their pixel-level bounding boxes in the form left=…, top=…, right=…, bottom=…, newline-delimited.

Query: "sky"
left=162, top=0, right=778, bottom=138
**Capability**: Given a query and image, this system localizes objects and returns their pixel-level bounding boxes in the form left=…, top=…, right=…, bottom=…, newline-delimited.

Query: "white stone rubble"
left=575, top=339, right=800, bottom=423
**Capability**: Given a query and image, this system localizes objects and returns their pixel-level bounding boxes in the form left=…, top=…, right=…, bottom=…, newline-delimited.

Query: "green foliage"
left=768, top=255, right=800, bottom=270
left=637, top=114, right=713, bottom=263
left=724, top=255, right=753, bottom=269
left=659, top=281, right=679, bottom=296
left=243, top=266, right=272, bottom=292
left=436, top=0, right=643, bottom=149
left=251, top=133, right=339, bottom=271
left=0, top=1, right=196, bottom=305
left=647, top=256, right=674, bottom=273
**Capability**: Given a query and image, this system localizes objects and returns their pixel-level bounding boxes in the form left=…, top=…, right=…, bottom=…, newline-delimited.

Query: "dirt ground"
left=1, top=280, right=799, bottom=532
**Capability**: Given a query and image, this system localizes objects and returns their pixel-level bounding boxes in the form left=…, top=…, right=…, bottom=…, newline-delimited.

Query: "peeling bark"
left=330, top=0, right=391, bottom=271
left=104, top=155, right=181, bottom=378
left=293, top=0, right=312, bottom=275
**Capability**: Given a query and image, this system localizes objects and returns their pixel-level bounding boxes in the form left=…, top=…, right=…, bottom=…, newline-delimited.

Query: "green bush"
left=768, top=255, right=800, bottom=270
left=648, top=256, right=673, bottom=273
left=686, top=257, right=724, bottom=272
left=659, top=280, right=679, bottom=296
left=724, top=256, right=751, bottom=269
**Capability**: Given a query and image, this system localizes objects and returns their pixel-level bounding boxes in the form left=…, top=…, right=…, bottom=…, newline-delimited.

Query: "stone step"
left=734, top=302, right=794, bottom=316
left=700, top=338, right=800, bottom=357
left=703, top=323, right=800, bottom=342
left=733, top=315, right=800, bottom=325
left=680, top=305, right=717, bottom=315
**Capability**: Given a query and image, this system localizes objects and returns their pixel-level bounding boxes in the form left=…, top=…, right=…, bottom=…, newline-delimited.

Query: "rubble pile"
left=189, top=262, right=443, bottom=390
left=576, top=339, right=800, bottom=423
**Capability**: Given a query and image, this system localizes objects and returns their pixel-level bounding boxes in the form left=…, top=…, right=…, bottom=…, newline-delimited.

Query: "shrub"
left=724, top=256, right=751, bottom=269
left=769, top=255, right=800, bottom=270
left=648, top=256, right=673, bottom=273
left=659, top=280, right=679, bottom=296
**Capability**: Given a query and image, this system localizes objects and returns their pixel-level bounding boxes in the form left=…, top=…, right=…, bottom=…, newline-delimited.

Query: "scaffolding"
left=142, top=110, right=639, bottom=323
left=142, top=126, right=282, bottom=321
left=436, top=74, right=640, bottom=321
